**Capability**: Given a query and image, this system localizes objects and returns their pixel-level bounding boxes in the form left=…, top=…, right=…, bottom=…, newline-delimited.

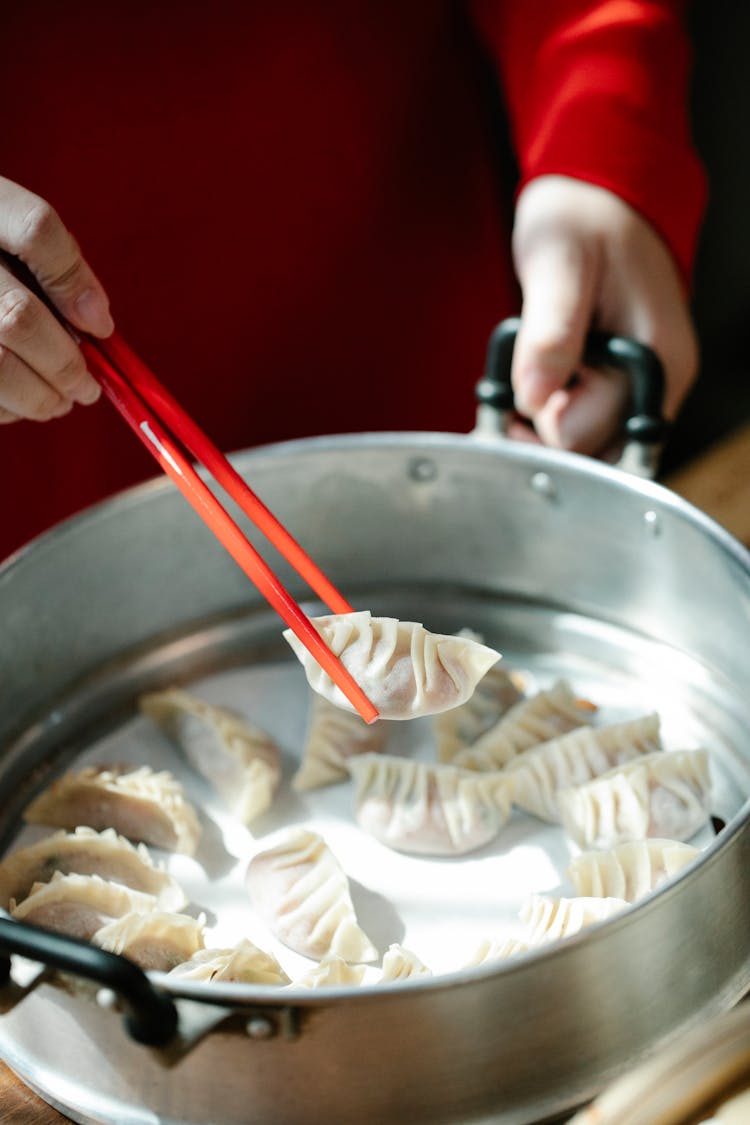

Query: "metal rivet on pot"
left=96, top=987, right=117, bottom=1010
left=643, top=510, right=661, bottom=537
left=530, top=471, right=557, bottom=501
left=246, top=1015, right=275, bottom=1040
left=408, top=457, right=437, bottom=483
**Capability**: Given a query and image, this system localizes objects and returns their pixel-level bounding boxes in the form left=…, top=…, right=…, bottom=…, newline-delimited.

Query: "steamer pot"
left=0, top=330, right=749, bottom=1125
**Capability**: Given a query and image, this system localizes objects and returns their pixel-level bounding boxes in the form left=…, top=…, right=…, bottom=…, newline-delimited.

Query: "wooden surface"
left=1, top=422, right=749, bottom=1125
left=0, top=1060, right=71, bottom=1124
left=665, top=420, right=750, bottom=547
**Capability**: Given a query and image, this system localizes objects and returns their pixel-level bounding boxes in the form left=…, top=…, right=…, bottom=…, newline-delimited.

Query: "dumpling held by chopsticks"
left=283, top=611, right=500, bottom=720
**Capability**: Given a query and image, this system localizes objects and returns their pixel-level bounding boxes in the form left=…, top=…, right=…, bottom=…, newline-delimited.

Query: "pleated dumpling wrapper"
left=463, top=936, right=531, bottom=967
left=520, top=894, right=629, bottom=947
left=283, top=611, right=501, bottom=720
left=139, top=688, right=281, bottom=824
left=558, top=749, right=712, bottom=850
left=434, top=659, right=523, bottom=761
left=292, top=955, right=367, bottom=989
left=453, top=680, right=597, bottom=772
left=379, top=944, right=432, bottom=982
left=168, top=939, right=290, bottom=986
left=24, top=765, right=202, bottom=855
left=504, top=713, right=662, bottom=823
left=348, top=753, right=511, bottom=857
left=246, top=828, right=377, bottom=963
left=567, top=838, right=699, bottom=903
left=92, top=910, right=206, bottom=972
left=0, top=826, right=186, bottom=911
left=10, top=872, right=158, bottom=941
left=293, top=692, right=387, bottom=791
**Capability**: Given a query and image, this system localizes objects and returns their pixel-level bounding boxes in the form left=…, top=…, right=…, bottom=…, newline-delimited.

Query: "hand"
left=0, top=175, right=114, bottom=424
left=509, top=175, right=699, bottom=457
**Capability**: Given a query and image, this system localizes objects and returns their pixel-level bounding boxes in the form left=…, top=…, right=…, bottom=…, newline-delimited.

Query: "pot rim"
left=4, top=429, right=750, bottom=579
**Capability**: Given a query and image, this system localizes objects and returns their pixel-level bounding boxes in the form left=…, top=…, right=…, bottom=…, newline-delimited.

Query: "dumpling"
left=520, top=894, right=628, bottom=946
left=434, top=639, right=523, bottom=762
left=347, top=753, right=511, bottom=856
left=283, top=610, right=500, bottom=719
left=139, top=688, right=281, bottom=824
left=453, top=681, right=596, bottom=771
left=293, top=693, right=387, bottom=791
left=23, top=765, right=202, bottom=855
left=0, top=827, right=186, bottom=911
left=291, top=955, right=367, bottom=989
left=379, top=944, right=432, bottom=982
left=558, top=749, right=712, bottom=850
left=505, top=714, right=662, bottom=823
left=463, top=936, right=530, bottom=967
left=567, top=838, right=700, bottom=902
left=92, top=910, right=206, bottom=972
left=168, top=939, right=290, bottom=985
left=10, top=872, right=157, bottom=941
left=245, top=828, right=377, bottom=963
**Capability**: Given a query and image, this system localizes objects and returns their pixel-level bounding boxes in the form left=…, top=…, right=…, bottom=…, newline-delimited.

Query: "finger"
left=0, top=406, right=21, bottom=424
left=0, top=342, right=77, bottom=420
left=0, top=176, right=114, bottom=338
left=512, top=233, right=599, bottom=417
left=0, top=263, right=101, bottom=406
left=532, top=366, right=629, bottom=456
left=506, top=416, right=543, bottom=445
left=633, top=308, right=698, bottom=424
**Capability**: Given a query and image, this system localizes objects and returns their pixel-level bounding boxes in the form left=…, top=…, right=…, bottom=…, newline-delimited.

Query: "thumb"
left=512, top=233, right=599, bottom=419
left=0, top=176, right=114, bottom=338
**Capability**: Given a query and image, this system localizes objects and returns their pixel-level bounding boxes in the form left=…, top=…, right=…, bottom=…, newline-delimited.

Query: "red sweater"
left=1, top=1, right=705, bottom=560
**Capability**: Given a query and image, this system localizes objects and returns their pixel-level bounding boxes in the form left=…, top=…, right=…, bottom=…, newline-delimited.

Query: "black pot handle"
left=0, top=915, right=178, bottom=1046
left=473, top=317, right=668, bottom=477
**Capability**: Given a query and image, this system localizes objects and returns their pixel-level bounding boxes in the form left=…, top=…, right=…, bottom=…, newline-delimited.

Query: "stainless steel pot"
left=0, top=327, right=749, bottom=1125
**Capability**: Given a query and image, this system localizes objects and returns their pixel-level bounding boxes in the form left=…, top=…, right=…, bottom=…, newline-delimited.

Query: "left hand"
left=509, top=175, right=699, bottom=457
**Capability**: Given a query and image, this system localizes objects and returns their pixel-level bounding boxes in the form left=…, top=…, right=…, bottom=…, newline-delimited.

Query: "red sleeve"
left=470, top=0, right=708, bottom=282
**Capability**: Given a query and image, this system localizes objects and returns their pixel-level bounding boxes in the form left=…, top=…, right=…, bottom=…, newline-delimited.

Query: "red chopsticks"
left=77, top=331, right=379, bottom=725
left=0, top=247, right=376, bottom=720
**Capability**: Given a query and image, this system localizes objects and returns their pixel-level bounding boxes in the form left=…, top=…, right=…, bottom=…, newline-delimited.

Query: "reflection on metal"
left=530, top=471, right=558, bottom=502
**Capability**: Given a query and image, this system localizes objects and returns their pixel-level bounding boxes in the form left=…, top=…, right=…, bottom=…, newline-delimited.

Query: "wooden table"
left=664, top=421, right=750, bottom=549
left=2, top=422, right=749, bottom=1125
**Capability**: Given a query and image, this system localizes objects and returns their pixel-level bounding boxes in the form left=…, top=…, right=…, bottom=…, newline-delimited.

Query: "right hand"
left=509, top=176, right=698, bottom=458
left=0, top=174, right=114, bottom=424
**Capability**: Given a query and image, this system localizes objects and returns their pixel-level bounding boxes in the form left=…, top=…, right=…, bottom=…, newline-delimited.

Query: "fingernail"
left=516, top=370, right=555, bottom=414
left=73, top=379, right=102, bottom=406
left=74, top=289, right=115, bottom=336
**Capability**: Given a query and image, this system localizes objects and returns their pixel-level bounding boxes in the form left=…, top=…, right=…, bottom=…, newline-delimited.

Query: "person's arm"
left=0, top=174, right=113, bottom=423
left=471, top=0, right=707, bottom=455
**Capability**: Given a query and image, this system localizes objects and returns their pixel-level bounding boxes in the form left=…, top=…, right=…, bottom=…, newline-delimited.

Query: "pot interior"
left=0, top=575, right=747, bottom=995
